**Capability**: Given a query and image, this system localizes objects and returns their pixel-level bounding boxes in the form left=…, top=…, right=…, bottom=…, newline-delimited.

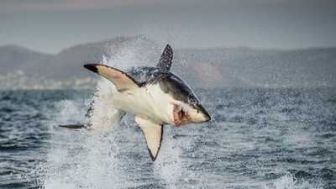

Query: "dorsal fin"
left=156, top=44, right=173, bottom=71
left=84, top=64, right=139, bottom=92
left=135, top=116, right=163, bottom=161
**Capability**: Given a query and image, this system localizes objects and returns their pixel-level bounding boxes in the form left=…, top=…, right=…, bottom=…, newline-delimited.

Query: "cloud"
left=0, top=0, right=157, bottom=12
left=1, top=0, right=335, bottom=52
left=3, top=0, right=323, bottom=12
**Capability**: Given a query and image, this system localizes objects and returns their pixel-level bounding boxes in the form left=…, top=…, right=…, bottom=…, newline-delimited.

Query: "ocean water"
left=0, top=88, right=335, bottom=189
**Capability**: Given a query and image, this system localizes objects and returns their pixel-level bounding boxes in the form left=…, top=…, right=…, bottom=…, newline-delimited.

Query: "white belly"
left=111, top=83, right=173, bottom=124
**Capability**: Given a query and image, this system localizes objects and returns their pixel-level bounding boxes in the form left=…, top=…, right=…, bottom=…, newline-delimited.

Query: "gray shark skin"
left=61, top=44, right=211, bottom=161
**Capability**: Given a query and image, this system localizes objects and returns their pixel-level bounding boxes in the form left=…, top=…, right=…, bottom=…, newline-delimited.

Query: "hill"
left=0, top=37, right=335, bottom=89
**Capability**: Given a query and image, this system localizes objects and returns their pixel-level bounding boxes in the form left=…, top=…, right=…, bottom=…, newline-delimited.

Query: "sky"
left=0, top=0, right=336, bottom=53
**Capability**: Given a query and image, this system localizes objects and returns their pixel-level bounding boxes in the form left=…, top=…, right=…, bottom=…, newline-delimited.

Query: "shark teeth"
left=173, top=104, right=191, bottom=127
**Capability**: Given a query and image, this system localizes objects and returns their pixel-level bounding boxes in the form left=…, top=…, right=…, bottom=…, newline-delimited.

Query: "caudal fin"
left=59, top=124, right=85, bottom=129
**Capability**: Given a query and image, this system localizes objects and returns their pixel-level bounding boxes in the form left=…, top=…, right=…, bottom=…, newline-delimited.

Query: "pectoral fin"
left=84, top=64, right=139, bottom=92
left=135, top=116, right=163, bottom=161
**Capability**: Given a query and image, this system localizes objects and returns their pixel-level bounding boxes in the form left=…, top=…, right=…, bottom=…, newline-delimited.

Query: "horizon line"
left=1, top=38, right=336, bottom=55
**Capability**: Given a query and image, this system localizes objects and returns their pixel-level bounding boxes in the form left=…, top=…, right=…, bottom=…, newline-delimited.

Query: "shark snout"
left=171, top=103, right=210, bottom=126
left=197, top=104, right=211, bottom=122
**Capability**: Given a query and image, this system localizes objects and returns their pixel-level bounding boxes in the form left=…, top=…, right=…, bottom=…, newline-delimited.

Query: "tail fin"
left=59, top=124, right=85, bottom=129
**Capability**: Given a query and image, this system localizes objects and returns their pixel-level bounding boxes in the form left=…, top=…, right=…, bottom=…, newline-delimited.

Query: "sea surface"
left=0, top=88, right=335, bottom=188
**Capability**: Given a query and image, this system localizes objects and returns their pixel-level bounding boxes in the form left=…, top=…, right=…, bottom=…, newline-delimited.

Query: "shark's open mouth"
left=173, top=104, right=190, bottom=126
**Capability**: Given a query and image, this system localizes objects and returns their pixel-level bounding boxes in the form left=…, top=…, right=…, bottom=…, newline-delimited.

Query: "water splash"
left=43, top=95, right=137, bottom=188
left=154, top=126, right=182, bottom=188
left=266, top=173, right=323, bottom=189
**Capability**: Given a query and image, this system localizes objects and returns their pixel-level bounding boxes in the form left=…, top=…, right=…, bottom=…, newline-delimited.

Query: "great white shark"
left=61, top=45, right=211, bottom=161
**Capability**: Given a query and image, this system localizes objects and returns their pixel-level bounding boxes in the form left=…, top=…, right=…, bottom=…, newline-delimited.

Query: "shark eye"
left=189, top=98, right=198, bottom=106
